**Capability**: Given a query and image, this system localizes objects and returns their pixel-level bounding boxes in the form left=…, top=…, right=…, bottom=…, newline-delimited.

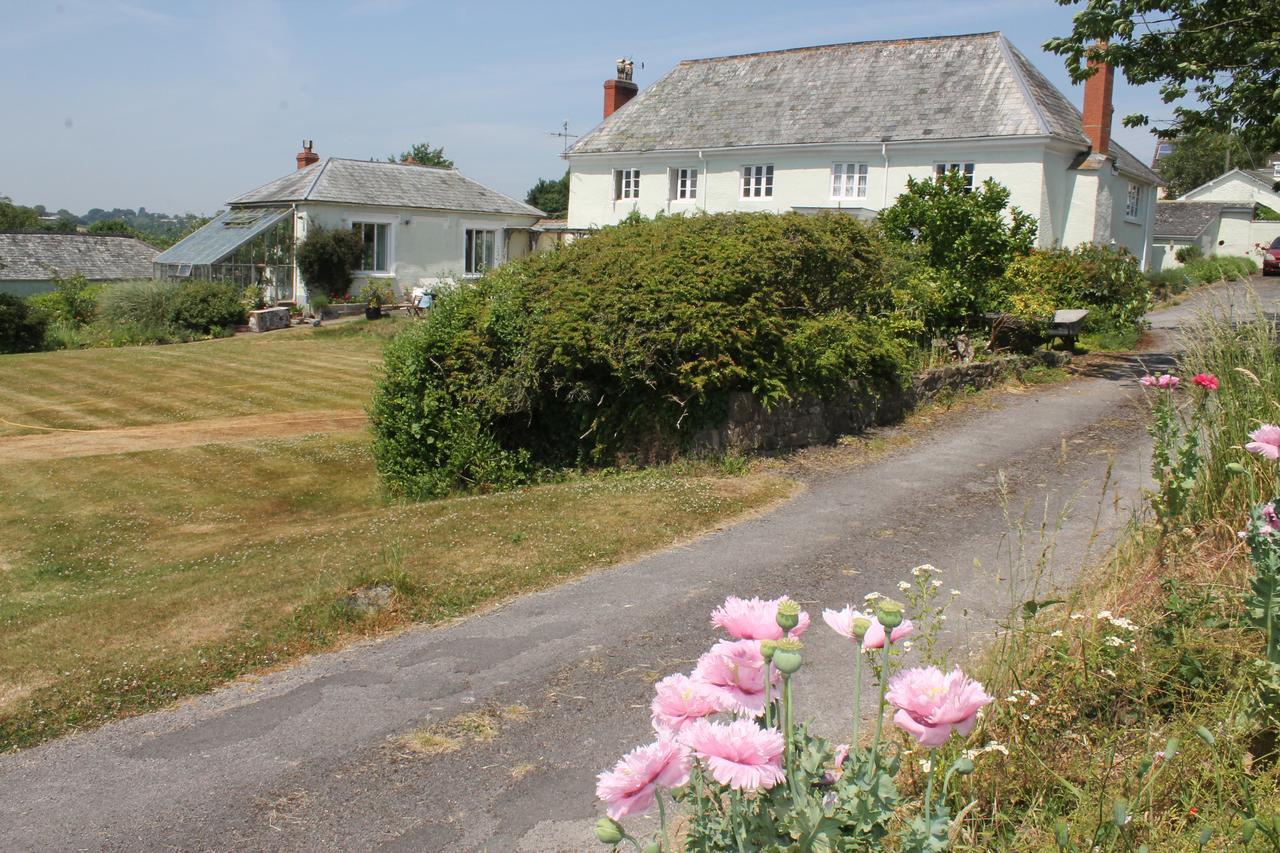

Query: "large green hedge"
left=371, top=212, right=914, bottom=498
left=1000, top=244, right=1152, bottom=331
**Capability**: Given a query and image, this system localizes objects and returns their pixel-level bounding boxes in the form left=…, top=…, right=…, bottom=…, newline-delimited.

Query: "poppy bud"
left=1226, top=462, right=1247, bottom=475
left=760, top=640, right=777, bottom=662
left=594, top=817, right=624, bottom=845
left=951, top=757, right=975, bottom=776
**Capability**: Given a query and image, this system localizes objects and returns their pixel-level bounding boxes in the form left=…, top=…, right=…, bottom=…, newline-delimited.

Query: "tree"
left=878, top=171, right=1037, bottom=285
left=525, top=171, right=569, bottom=218
left=87, top=219, right=138, bottom=237
left=296, top=226, right=365, bottom=298
left=1045, top=0, right=1280, bottom=149
left=0, top=200, right=41, bottom=231
left=1156, top=129, right=1275, bottom=197
left=387, top=142, right=454, bottom=169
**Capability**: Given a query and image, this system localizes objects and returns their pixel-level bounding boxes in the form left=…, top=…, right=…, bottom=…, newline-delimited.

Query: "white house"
left=565, top=33, right=1161, bottom=268
left=155, top=143, right=544, bottom=304
left=1150, top=159, right=1280, bottom=270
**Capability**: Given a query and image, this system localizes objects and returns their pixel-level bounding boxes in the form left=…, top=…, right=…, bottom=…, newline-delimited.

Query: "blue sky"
left=0, top=0, right=1172, bottom=215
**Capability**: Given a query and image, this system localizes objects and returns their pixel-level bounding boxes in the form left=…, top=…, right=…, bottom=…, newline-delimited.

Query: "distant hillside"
left=0, top=196, right=213, bottom=249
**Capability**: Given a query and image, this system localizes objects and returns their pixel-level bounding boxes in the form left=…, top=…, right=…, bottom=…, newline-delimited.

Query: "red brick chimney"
left=1081, top=47, right=1114, bottom=156
left=296, top=139, right=319, bottom=170
left=603, top=59, right=638, bottom=118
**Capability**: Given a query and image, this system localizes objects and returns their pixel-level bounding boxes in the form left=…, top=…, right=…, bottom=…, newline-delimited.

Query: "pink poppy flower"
left=1265, top=503, right=1280, bottom=535
left=1139, top=375, right=1157, bottom=387
left=651, top=673, right=720, bottom=735
left=886, top=666, right=993, bottom=748
left=823, top=743, right=850, bottom=783
left=1247, top=424, right=1280, bottom=460
left=681, top=719, right=785, bottom=791
left=710, top=595, right=810, bottom=640
left=861, top=615, right=915, bottom=650
left=692, top=639, right=777, bottom=716
left=821, top=605, right=864, bottom=640
left=1192, top=373, right=1219, bottom=391
left=1158, top=374, right=1181, bottom=389
left=596, top=737, right=691, bottom=820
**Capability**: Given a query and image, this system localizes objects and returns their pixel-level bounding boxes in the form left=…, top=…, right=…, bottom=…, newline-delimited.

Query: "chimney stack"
left=603, top=59, right=638, bottom=119
left=296, top=139, right=320, bottom=170
left=1081, top=46, right=1114, bottom=156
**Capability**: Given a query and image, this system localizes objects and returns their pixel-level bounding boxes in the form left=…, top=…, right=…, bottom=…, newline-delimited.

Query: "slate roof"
left=0, top=233, right=157, bottom=281
left=568, top=32, right=1160, bottom=184
left=1154, top=201, right=1249, bottom=239
left=229, top=158, right=543, bottom=217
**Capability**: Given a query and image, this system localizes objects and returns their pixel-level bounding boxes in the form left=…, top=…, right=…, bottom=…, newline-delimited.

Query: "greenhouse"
left=153, top=207, right=296, bottom=303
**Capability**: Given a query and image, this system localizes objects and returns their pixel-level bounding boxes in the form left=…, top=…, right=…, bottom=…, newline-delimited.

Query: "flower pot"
left=365, top=305, right=382, bottom=321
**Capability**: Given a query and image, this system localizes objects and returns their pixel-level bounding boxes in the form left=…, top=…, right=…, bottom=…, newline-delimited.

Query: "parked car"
left=1264, top=237, right=1280, bottom=276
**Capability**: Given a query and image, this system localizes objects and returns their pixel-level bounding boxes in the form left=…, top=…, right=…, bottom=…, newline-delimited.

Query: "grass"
left=931, top=300, right=1280, bottom=850
left=0, top=319, right=403, bottom=437
left=0, top=433, right=789, bottom=751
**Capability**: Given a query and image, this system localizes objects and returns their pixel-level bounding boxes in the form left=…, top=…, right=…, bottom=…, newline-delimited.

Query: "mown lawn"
left=0, top=321, right=792, bottom=750
left=0, top=319, right=403, bottom=437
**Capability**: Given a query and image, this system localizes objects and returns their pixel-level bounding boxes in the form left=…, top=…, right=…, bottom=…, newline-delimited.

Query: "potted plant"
left=309, top=293, right=331, bottom=324
left=360, top=280, right=392, bottom=320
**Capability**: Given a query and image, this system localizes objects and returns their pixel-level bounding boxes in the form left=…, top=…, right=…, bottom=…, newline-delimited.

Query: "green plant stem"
left=730, top=790, right=747, bottom=853
left=782, top=673, right=797, bottom=798
left=656, top=787, right=667, bottom=852
left=924, top=754, right=939, bottom=828
left=852, top=646, right=863, bottom=755
left=764, top=662, right=774, bottom=728
left=872, top=640, right=892, bottom=768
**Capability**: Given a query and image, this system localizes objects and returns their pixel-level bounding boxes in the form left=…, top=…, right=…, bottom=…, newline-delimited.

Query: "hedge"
left=370, top=212, right=914, bottom=498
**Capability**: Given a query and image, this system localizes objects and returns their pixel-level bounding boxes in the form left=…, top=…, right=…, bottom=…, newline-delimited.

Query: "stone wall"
left=691, top=352, right=1067, bottom=454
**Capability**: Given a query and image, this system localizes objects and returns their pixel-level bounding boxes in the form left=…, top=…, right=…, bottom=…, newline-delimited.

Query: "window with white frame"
left=614, top=168, right=641, bottom=200
left=741, top=164, right=774, bottom=198
left=831, top=163, right=869, bottom=199
left=934, top=162, right=976, bottom=190
left=1125, top=182, right=1142, bottom=220
left=671, top=167, right=698, bottom=201
left=351, top=222, right=389, bottom=272
left=464, top=228, right=497, bottom=275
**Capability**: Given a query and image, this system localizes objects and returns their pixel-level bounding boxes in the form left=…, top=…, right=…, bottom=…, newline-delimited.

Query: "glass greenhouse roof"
left=153, top=207, right=291, bottom=266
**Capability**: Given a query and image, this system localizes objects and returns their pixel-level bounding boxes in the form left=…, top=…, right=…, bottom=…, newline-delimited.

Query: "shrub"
left=170, top=280, right=246, bottom=333
left=371, top=212, right=912, bottom=498
left=1001, top=244, right=1150, bottom=331
left=98, top=279, right=180, bottom=330
left=1175, top=244, right=1204, bottom=264
left=878, top=171, right=1037, bottom=294
left=28, top=275, right=101, bottom=326
left=0, top=293, right=48, bottom=354
left=296, top=227, right=364, bottom=299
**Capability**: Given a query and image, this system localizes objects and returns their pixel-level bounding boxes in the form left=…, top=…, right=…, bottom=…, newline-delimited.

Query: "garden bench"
left=1046, top=309, right=1088, bottom=350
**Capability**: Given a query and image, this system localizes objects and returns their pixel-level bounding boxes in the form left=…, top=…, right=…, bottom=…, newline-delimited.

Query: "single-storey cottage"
left=0, top=232, right=157, bottom=297
left=565, top=33, right=1161, bottom=268
left=155, top=143, right=544, bottom=304
left=1150, top=157, right=1280, bottom=269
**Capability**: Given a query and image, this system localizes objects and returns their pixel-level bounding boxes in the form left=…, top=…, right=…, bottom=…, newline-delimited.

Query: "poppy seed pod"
left=851, top=616, right=871, bottom=639
left=760, top=639, right=778, bottom=662
left=951, top=757, right=975, bottom=775
left=775, top=599, right=801, bottom=632
left=772, top=638, right=803, bottom=674
left=875, top=598, right=905, bottom=629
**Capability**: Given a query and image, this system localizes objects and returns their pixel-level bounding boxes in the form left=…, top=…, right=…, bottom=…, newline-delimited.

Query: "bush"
left=170, top=280, right=246, bottom=333
left=0, top=293, right=48, bottom=354
left=371, top=212, right=913, bottom=498
left=1183, top=255, right=1258, bottom=284
left=878, top=171, right=1037, bottom=297
left=27, top=275, right=101, bottom=326
left=1175, top=244, right=1204, bottom=264
left=1001, top=244, right=1151, bottom=332
left=296, top=227, right=364, bottom=299
left=98, top=279, right=180, bottom=330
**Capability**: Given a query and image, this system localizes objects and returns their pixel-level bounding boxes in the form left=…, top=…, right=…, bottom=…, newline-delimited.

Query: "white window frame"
left=741, top=164, right=774, bottom=199
left=934, top=161, right=976, bottom=191
left=1124, top=182, right=1142, bottom=222
left=831, top=162, right=869, bottom=200
left=351, top=219, right=393, bottom=275
left=614, top=168, right=641, bottom=201
left=670, top=167, right=698, bottom=202
left=463, top=226, right=500, bottom=277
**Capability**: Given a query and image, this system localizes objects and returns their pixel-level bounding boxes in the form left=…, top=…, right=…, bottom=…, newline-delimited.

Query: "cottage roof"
left=0, top=232, right=157, bottom=281
left=1154, top=201, right=1250, bottom=239
left=228, top=158, right=543, bottom=217
left=568, top=32, right=1159, bottom=184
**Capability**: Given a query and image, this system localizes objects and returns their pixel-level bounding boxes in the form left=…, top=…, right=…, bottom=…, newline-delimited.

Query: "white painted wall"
left=568, top=139, right=1157, bottom=266
left=1183, top=173, right=1280, bottom=209
left=296, top=203, right=539, bottom=303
